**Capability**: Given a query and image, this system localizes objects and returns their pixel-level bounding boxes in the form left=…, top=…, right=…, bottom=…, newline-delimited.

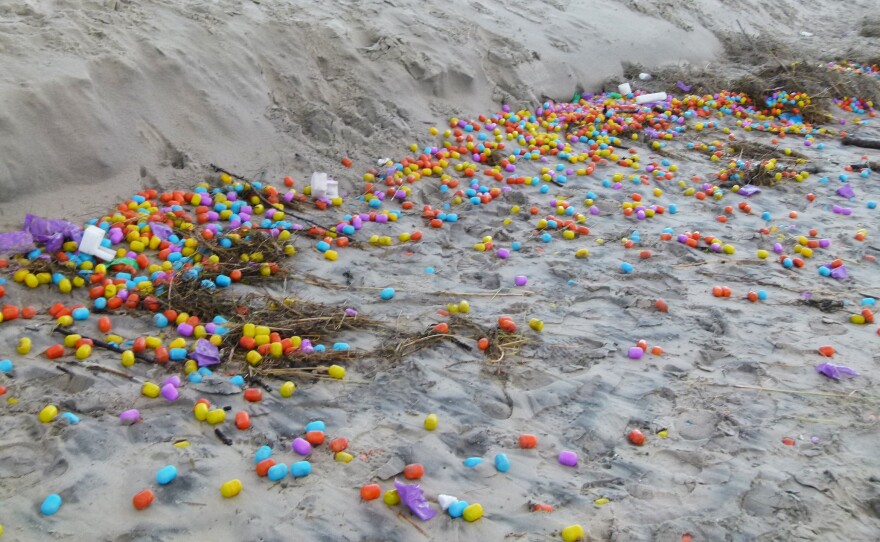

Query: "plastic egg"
left=335, top=451, right=354, bottom=463
left=121, top=350, right=135, bottom=367
left=424, top=413, right=438, bottom=431
left=156, top=465, right=178, bottom=485
left=142, top=382, right=161, bottom=398
left=268, top=463, right=289, bottom=481
left=291, top=461, right=311, bottom=478
left=40, top=493, right=63, bottom=516
left=132, top=489, right=155, bottom=510
left=279, top=381, right=296, bottom=397
left=558, top=450, right=578, bottom=466
left=494, top=453, right=511, bottom=473
left=561, top=524, right=585, bottom=541
left=39, top=405, right=59, bottom=423
left=380, top=287, right=395, bottom=300
left=16, top=337, right=32, bottom=355
left=384, top=489, right=401, bottom=505
left=255, top=445, right=272, bottom=463
left=206, top=409, right=226, bottom=424
left=292, top=437, right=312, bottom=456
left=448, top=500, right=469, bottom=518
left=327, top=365, right=345, bottom=379
left=463, top=503, right=484, bottom=522
left=220, top=479, right=242, bottom=498
left=75, top=344, right=92, bottom=360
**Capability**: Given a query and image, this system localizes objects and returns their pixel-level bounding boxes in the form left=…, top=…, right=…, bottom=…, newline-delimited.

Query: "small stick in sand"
left=733, top=384, right=872, bottom=399
left=214, top=428, right=233, bottom=445
left=396, top=511, right=429, bottom=538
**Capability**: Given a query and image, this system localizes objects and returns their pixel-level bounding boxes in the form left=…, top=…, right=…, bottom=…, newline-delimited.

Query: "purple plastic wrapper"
left=394, top=480, right=437, bottom=521
left=0, top=230, right=35, bottom=254
left=150, top=222, right=173, bottom=240
left=738, top=185, right=761, bottom=197
left=190, top=338, right=221, bottom=367
left=836, top=184, right=855, bottom=199
left=830, top=265, right=848, bottom=279
left=816, top=362, right=859, bottom=380
left=677, top=81, right=693, bottom=92
left=23, top=214, right=82, bottom=253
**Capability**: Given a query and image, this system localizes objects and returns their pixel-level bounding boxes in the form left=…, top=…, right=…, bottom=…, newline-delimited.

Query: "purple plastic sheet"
left=394, top=480, right=436, bottom=521
left=677, top=81, right=693, bottom=92
left=150, top=222, right=173, bottom=240
left=22, top=214, right=82, bottom=253
left=0, top=230, right=35, bottom=254
left=738, top=185, right=761, bottom=197
left=190, top=338, right=221, bottom=367
left=816, top=362, right=859, bottom=380
left=836, top=184, right=855, bottom=199
left=830, top=265, right=848, bottom=279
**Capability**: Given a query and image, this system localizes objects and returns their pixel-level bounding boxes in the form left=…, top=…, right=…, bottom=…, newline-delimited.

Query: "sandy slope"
left=3, top=0, right=874, bottom=227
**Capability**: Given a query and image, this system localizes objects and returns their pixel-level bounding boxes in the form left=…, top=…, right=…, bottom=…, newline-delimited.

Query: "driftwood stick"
left=842, top=137, right=880, bottom=150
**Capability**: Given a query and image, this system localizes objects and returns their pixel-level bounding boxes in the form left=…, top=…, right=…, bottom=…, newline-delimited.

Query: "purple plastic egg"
left=292, top=437, right=312, bottom=456
left=628, top=346, right=644, bottom=360
left=497, top=248, right=510, bottom=259
left=161, top=383, right=179, bottom=402
left=514, top=275, right=527, bottom=286
left=177, top=323, right=194, bottom=337
left=120, top=409, right=140, bottom=425
left=558, top=450, right=578, bottom=467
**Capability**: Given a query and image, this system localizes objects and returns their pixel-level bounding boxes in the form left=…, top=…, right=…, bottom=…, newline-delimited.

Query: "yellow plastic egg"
left=529, top=318, right=544, bottom=332
left=121, top=350, right=135, bottom=367
left=383, top=489, right=401, bottom=505
left=561, top=524, right=585, bottom=542
left=206, top=409, right=226, bottom=425
left=39, top=405, right=59, bottom=423
left=279, top=381, right=296, bottom=397
left=220, top=479, right=242, bottom=498
left=16, top=337, right=32, bottom=355
left=424, top=413, right=439, bottom=431
left=335, top=452, right=354, bottom=463
left=142, top=382, right=161, bottom=398
left=327, top=365, right=345, bottom=379
left=75, top=344, right=92, bottom=360
left=193, top=402, right=209, bottom=421
left=246, top=351, right=262, bottom=366
left=463, top=503, right=484, bottom=522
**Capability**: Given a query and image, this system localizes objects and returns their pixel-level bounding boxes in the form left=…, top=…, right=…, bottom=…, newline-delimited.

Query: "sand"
left=2, top=0, right=880, bottom=541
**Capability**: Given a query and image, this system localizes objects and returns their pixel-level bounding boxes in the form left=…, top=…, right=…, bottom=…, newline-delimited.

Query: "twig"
left=732, top=384, right=872, bottom=399
left=842, top=136, right=880, bottom=150
left=396, top=511, right=429, bottom=538
left=214, top=428, right=233, bottom=445
left=52, top=328, right=155, bottom=363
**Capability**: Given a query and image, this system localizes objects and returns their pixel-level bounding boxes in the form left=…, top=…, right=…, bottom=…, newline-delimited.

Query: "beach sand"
left=1, top=1, right=880, bottom=541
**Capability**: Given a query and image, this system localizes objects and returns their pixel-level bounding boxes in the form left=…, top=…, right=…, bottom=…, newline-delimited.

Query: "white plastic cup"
left=635, top=92, right=668, bottom=105
left=79, top=226, right=117, bottom=261
left=310, top=172, right=328, bottom=198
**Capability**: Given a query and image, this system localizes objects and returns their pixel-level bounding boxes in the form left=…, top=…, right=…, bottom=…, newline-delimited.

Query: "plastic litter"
left=394, top=480, right=436, bottom=521
left=816, top=362, right=859, bottom=380
left=78, top=226, right=117, bottom=261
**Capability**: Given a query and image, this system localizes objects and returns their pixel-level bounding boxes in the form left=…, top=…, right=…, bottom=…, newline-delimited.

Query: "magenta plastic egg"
left=558, top=450, right=578, bottom=466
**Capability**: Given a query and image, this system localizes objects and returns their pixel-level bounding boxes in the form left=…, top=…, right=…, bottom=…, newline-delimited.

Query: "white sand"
left=2, top=1, right=880, bottom=541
